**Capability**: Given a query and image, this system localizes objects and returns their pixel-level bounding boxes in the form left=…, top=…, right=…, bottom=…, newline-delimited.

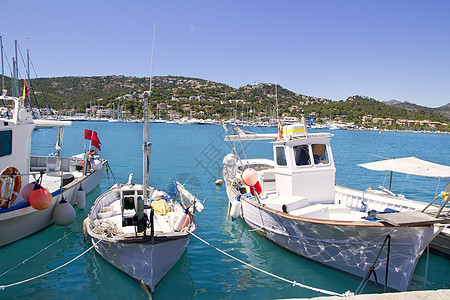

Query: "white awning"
left=223, top=133, right=278, bottom=142
left=358, top=157, right=450, bottom=178
left=34, top=119, right=73, bottom=128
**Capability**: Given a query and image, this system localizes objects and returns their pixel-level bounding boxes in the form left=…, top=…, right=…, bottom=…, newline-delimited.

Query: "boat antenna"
left=143, top=20, right=156, bottom=202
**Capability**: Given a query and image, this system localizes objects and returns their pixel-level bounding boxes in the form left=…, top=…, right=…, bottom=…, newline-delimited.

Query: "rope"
left=191, top=233, right=351, bottom=297
left=0, top=236, right=105, bottom=290
left=0, top=230, right=76, bottom=279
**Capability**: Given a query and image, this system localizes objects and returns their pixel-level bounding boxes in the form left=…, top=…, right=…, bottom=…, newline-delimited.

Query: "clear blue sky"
left=2, top=0, right=449, bottom=108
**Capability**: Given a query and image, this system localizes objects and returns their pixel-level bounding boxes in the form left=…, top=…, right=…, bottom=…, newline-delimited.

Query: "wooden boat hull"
left=229, top=188, right=442, bottom=292
left=86, top=183, right=201, bottom=291
left=90, top=234, right=190, bottom=291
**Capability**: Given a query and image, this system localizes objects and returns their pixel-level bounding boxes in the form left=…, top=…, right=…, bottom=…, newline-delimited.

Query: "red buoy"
left=29, top=185, right=53, bottom=210
left=250, top=181, right=262, bottom=196
left=21, top=182, right=36, bottom=201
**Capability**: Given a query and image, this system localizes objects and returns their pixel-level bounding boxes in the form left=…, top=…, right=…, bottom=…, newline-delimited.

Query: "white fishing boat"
left=84, top=32, right=204, bottom=291
left=85, top=178, right=203, bottom=291
left=222, top=120, right=448, bottom=292
left=0, top=91, right=106, bottom=247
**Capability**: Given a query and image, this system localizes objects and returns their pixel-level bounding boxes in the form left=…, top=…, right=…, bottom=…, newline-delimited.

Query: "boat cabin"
left=271, top=125, right=336, bottom=204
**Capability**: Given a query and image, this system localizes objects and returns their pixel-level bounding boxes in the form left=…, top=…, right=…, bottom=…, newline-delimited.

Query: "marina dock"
left=300, top=289, right=450, bottom=300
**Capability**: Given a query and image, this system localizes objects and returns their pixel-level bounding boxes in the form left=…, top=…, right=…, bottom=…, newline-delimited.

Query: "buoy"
left=29, top=185, right=53, bottom=210
left=250, top=181, right=262, bottom=196
left=242, top=168, right=258, bottom=186
left=174, top=210, right=188, bottom=232
left=230, top=195, right=241, bottom=221
left=21, top=181, right=36, bottom=201
left=52, top=199, right=76, bottom=226
left=215, top=179, right=223, bottom=185
left=93, top=160, right=103, bottom=171
left=75, top=187, right=86, bottom=209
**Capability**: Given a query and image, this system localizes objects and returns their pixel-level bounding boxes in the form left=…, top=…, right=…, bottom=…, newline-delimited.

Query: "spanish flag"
left=22, top=80, right=29, bottom=100
left=278, top=119, right=283, bottom=139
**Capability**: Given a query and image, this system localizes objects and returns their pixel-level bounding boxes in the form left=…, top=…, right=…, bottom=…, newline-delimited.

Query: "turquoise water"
left=0, top=122, right=449, bottom=299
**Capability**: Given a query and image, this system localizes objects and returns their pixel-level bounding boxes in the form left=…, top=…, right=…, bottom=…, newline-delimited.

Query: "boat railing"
left=30, top=155, right=73, bottom=173
left=335, top=185, right=427, bottom=214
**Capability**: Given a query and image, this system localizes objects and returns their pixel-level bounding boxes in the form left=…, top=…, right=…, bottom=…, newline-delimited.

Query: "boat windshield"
left=293, top=144, right=311, bottom=166
left=312, top=144, right=329, bottom=165
left=275, top=146, right=287, bottom=166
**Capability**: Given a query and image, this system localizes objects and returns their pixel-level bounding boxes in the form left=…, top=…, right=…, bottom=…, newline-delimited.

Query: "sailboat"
left=222, top=119, right=448, bottom=292
left=84, top=27, right=204, bottom=291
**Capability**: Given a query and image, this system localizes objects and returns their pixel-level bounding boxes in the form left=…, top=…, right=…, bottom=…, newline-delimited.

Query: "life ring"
left=0, top=166, right=22, bottom=208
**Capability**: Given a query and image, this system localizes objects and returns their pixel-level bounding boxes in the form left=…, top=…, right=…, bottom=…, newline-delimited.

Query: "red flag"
left=84, top=129, right=101, bottom=151
left=91, top=140, right=101, bottom=151
left=84, top=129, right=92, bottom=140
left=91, top=130, right=101, bottom=145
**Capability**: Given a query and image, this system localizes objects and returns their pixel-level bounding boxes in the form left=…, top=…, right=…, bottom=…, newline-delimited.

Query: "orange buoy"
left=215, top=179, right=223, bottom=185
left=29, top=185, right=53, bottom=210
left=242, top=168, right=258, bottom=186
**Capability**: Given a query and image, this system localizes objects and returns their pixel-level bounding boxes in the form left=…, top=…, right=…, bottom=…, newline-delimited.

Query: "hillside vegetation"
left=4, top=75, right=449, bottom=127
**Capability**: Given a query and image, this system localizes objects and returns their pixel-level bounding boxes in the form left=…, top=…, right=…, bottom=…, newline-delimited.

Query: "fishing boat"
left=84, top=32, right=204, bottom=290
left=222, top=120, right=448, bottom=292
left=85, top=92, right=204, bottom=291
left=0, top=90, right=106, bottom=247
left=84, top=176, right=203, bottom=291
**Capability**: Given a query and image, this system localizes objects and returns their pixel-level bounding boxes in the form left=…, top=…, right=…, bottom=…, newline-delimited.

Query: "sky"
left=1, top=0, right=449, bottom=108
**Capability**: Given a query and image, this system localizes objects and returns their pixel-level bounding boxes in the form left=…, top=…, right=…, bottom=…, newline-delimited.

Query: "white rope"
left=191, top=233, right=352, bottom=297
left=0, top=236, right=105, bottom=290
left=0, top=230, right=76, bottom=279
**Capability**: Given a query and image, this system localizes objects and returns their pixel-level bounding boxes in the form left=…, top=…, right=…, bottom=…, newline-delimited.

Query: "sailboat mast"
left=1, top=36, right=4, bottom=92
left=143, top=21, right=156, bottom=201
left=275, top=78, right=279, bottom=120
left=14, top=40, right=19, bottom=97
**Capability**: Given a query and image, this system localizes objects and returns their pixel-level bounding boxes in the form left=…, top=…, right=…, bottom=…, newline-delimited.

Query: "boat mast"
left=14, top=40, right=19, bottom=97
left=143, top=21, right=156, bottom=202
left=275, top=78, right=279, bottom=121
left=1, top=36, right=4, bottom=92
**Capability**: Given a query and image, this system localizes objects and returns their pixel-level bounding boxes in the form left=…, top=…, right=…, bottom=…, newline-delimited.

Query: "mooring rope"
left=0, top=236, right=105, bottom=290
left=0, top=230, right=76, bottom=279
left=191, top=233, right=352, bottom=297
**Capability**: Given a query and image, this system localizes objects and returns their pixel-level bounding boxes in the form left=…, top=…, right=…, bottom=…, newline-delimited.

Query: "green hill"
left=3, top=75, right=449, bottom=127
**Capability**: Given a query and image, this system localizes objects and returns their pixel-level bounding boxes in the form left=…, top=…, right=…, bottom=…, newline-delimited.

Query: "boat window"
left=312, top=144, right=329, bottom=165
left=275, top=146, right=287, bottom=166
left=0, top=130, right=12, bottom=157
left=293, top=144, right=311, bottom=166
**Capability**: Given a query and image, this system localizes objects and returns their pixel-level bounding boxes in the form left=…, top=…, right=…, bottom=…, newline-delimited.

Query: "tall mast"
left=143, top=21, right=156, bottom=201
left=1, top=36, right=4, bottom=92
left=14, top=40, right=19, bottom=97
left=275, top=78, right=279, bottom=120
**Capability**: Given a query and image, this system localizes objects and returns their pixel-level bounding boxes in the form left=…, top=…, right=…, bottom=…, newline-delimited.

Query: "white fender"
left=76, top=187, right=86, bottom=209
left=52, top=199, right=76, bottom=226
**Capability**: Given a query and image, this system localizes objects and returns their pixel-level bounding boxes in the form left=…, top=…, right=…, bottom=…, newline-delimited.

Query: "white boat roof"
left=223, top=132, right=333, bottom=142
left=358, top=157, right=450, bottom=178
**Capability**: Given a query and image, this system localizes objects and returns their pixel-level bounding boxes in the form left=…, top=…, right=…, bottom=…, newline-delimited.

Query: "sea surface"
left=0, top=122, right=449, bottom=299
